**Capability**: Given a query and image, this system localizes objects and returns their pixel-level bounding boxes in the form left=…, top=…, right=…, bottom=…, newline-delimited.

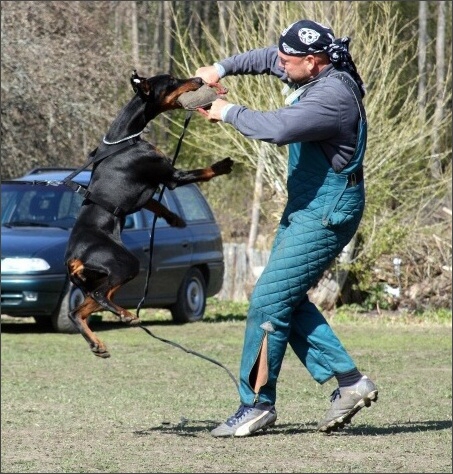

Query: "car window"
left=141, top=191, right=173, bottom=228
left=171, top=186, right=213, bottom=222
left=124, top=213, right=140, bottom=230
left=1, top=184, right=84, bottom=227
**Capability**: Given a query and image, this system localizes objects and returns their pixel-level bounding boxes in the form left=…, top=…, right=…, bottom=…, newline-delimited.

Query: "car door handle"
left=181, top=240, right=190, bottom=248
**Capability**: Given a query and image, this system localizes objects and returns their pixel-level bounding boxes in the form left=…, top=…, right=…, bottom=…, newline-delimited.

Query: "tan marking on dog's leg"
left=105, top=286, right=140, bottom=325
left=71, top=296, right=110, bottom=358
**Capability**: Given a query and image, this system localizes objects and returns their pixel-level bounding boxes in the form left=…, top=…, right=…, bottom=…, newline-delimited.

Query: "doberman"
left=64, top=71, right=233, bottom=358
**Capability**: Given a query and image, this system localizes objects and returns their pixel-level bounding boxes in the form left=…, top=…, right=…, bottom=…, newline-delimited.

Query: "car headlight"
left=1, top=257, right=51, bottom=273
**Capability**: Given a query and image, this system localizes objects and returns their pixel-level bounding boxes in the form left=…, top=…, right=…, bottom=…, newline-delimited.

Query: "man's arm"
left=195, top=46, right=287, bottom=83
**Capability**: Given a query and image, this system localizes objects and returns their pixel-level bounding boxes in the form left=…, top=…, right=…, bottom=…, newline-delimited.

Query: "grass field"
left=1, top=300, right=451, bottom=473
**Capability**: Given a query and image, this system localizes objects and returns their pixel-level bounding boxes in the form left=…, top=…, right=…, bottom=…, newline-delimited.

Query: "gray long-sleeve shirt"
left=217, top=46, right=364, bottom=171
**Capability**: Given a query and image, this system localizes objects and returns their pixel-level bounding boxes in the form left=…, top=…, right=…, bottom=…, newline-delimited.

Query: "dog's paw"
left=120, top=312, right=140, bottom=325
left=212, top=157, right=234, bottom=175
left=91, top=344, right=111, bottom=358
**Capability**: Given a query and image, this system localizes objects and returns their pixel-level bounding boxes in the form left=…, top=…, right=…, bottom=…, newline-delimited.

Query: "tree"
left=171, top=1, right=452, bottom=308
left=418, top=0, right=428, bottom=120
left=130, top=1, right=140, bottom=70
left=1, top=1, right=132, bottom=177
left=431, top=0, right=446, bottom=179
left=246, top=1, right=278, bottom=278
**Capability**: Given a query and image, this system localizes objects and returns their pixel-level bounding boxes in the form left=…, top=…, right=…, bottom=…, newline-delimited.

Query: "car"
left=1, top=167, right=225, bottom=332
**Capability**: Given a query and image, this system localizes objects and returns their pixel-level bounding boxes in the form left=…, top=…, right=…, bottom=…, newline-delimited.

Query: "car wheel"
left=50, top=282, right=85, bottom=333
left=170, top=267, right=206, bottom=324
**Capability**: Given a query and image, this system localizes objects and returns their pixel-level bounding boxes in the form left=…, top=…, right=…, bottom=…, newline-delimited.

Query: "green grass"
left=1, top=300, right=451, bottom=473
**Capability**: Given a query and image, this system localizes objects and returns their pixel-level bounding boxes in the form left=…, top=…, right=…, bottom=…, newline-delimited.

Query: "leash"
left=136, top=110, right=193, bottom=316
left=135, top=110, right=239, bottom=393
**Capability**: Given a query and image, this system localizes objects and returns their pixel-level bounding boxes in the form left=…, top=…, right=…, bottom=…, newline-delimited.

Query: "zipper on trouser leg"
left=251, top=331, right=269, bottom=404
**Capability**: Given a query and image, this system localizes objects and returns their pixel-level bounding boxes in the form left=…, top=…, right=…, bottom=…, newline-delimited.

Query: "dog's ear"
left=130, top=69, right=151, bottom=97
left=131, top=69, right=141, bottom=93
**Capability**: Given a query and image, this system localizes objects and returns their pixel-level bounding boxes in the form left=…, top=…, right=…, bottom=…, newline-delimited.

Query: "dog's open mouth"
left=177, top=82, right=228, bottom=111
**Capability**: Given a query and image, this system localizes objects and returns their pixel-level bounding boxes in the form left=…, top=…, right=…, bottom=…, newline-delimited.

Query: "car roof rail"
left=25, top=167, right=80, bottom=175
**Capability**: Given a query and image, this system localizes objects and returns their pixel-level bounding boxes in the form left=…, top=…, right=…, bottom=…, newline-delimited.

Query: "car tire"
left=50, top=282, right=85, bottom=333
left=170, top=267, right=206, bottom=324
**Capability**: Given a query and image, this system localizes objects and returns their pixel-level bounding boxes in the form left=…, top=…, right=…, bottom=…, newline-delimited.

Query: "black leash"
left=138, top=323, right=239, bottom=392
left=135, top=111, right=239, bottom=393
left=136, top=110, right=193, bottom=317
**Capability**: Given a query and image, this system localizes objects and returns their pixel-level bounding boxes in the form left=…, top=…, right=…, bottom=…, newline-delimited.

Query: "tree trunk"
left=163, top=0, right=174, bottom=74
left=130, top=1, right=139, bottom=71
left=217, top=1, right=227, bottom=54
left=149, top=2, right=161, bottom=75
left=431, top=0, right=445, bottom=179
left=246, top=1, right=277, bottom=283
left=246, top=145, right=265, bottom=276
left=418, top=0, right=427, bottom=121
left=308, top=234, right=358, bottom=310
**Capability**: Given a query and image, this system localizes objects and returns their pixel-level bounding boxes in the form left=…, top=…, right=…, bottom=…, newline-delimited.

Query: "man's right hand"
left=195, top=66, right=221, bottom=84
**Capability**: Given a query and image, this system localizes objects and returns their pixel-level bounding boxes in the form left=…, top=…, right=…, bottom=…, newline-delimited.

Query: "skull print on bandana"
left=298, top=27, right=321, bottom=45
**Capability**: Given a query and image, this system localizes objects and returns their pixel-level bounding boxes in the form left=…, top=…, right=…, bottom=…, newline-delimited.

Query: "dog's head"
left=130, top=70, right=204, bottom=112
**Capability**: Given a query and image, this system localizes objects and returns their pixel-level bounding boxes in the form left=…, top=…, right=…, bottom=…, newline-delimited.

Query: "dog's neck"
left=103, top=94, right=162, bottom=143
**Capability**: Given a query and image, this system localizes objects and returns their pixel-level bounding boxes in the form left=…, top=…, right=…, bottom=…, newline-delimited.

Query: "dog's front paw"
left=212, top=157, right=234, bottom=176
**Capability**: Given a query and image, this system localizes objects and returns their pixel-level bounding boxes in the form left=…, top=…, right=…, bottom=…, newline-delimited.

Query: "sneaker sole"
left=318, top=389, right=378, bottom=434
left=234, top=414, right=277, bottom=437
left=211, top=414, right=277, bottom=438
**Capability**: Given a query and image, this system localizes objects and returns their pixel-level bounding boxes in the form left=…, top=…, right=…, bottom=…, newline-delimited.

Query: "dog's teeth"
left=133, top=79, right=140, bottom=83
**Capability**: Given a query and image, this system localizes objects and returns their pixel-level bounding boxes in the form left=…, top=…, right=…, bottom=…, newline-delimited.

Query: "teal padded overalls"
left=238, top=73, right=367, bottom=406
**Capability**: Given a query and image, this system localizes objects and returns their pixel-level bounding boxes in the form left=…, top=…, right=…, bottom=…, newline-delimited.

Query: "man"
left=195, top=19, right=378, bottom=437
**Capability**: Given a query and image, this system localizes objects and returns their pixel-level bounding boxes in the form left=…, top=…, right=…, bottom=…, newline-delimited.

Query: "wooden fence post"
left=217, top=243, right=270, bottom=302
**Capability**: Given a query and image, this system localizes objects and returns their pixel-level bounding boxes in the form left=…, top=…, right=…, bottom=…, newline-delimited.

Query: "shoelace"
left=329, top=388, right=342, bottom=402
left=226, top=405, right=253, bottom=426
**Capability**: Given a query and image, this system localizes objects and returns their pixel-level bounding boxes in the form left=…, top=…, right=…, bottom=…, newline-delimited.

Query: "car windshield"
left=1, top=183, right=84, bottom=229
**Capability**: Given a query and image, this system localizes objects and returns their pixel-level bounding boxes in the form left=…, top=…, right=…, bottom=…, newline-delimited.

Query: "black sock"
left=335, top=368, right=363, bottom=387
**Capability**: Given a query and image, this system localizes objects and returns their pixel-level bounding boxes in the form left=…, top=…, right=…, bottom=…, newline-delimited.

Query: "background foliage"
left=1, top=1, right=451, bottom=310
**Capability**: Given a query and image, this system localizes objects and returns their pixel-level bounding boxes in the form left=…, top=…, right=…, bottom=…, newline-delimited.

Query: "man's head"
left=279, top=20, right=335, bottom=56
left=277, top=19, right=365, bottom=98
left=278, top=20, right=334, bottom=84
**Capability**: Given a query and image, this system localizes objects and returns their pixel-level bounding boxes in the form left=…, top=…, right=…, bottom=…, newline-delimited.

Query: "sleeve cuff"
left=221, top=103, right=236, bottom=121
left=213, top=62, right=226, bottom=79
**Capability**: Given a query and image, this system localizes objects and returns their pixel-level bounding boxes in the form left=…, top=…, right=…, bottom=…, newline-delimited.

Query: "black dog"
left=65, top=71, right=233, bottom=358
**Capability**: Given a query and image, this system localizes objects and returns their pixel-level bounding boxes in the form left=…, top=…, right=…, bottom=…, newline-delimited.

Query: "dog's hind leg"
left=69, top=295, right=111, bottom=358
left=67, top=259, right=110, bottom=357
left=68, top=257, right=140, bottom=325
left=67, top=258, right=140, bottom=357
left=70, top=289, right=139, bottom=358
left=90, top=284, right=140, bottom=326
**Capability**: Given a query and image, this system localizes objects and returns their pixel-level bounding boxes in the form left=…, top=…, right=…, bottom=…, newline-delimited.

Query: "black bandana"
left=279, top=20, right=335, bottom=55
left=279, top=20, right=366, bottom=97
